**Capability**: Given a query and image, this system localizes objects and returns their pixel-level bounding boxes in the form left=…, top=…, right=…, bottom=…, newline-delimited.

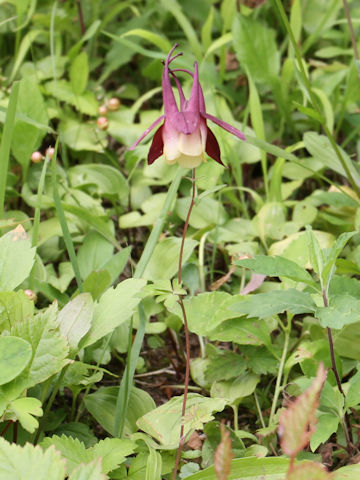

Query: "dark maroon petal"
left=206, top=126, right=224, bottom=166
left=203, top=112, right=246, bottom=140
left=147, top=125, right=164, bottom=164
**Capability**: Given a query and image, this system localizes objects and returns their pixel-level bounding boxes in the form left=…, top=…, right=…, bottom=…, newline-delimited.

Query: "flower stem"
left=172, top=169, right=196, bottom=480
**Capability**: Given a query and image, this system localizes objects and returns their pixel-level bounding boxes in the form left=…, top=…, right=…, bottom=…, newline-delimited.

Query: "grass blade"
left=0, top=81, right=19, bottom=218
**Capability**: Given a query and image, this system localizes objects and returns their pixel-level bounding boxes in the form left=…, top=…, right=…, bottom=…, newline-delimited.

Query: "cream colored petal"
left=163, top=123, right=180, bottom=161
left=178, top=126, right=204, bottom=156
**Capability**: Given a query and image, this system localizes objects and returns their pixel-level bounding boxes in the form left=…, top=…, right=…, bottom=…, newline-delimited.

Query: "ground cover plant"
left=1, top=0, right=360, bottom=478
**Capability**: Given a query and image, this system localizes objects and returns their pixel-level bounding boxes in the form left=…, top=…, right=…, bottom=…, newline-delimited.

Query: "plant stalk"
left=172, top=169, right=196, bottom=480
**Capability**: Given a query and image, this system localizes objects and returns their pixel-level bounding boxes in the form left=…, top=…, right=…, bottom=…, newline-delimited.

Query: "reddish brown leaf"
left=287, top=462, right=332, bottom=480
left=214, top=423, right=234, bottom=480
left=279, top=364, right=327, bottom=457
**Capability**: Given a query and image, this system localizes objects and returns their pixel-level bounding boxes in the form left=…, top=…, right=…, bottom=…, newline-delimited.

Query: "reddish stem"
left=172, top=169, right=196, bottom=480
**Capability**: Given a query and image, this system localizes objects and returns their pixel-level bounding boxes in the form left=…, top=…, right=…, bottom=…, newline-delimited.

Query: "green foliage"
left=1, top=0, right=360, bottom=476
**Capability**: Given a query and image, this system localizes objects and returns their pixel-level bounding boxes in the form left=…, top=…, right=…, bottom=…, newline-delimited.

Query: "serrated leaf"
left=205, top=350, right=247, bottom=383
left=235, top=256, right=314, bottom=285
left=0, top=303, right=69, bottom=402
left=136, top=394, right=227, bottom=448
left=0, top=439, right=66, bottom=480
left=214, top=423, right=233, bottom=480
left=231, top=289, right=316, bottom=319
left=80, top=279, right=146, bottom=348
left=0, top=226, right=36, bottom=290
left=279, top=364, right=327, bottom=457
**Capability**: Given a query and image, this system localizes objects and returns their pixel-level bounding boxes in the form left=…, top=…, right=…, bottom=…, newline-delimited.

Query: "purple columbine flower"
left=128, top=44, right=245, bottom=169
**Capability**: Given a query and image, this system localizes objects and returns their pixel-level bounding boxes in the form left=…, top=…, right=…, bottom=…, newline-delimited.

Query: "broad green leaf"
left=7, top=397, right=42, bottom=433
left=0, top=226, right=35, bottom=291
left=315, top=294, right=360, bottom=329
left=68, top=460, right=106, bottom=480
left=231, top=289, right=316, bottom=319
left=169, top=291, right=244, bottom=337
left=288, top=463, right=331, bottom=480
left=68, top=164, right=129, bottom=205
left=269, top=230, right=334, bottom=269
left=210, top=373, right=259, bottom=407
left=11, top=76, right=48, bottom=172
left=137, top=394, right=227, bottom=448
left=45, top=81, right=98, bottom=116
left=0, top=303, right=69, bottom=402
left=335, top=322, right=360, bottom=360
left=235, top=255, right=315, bottom=285
left=0, top=438, right=65, bottom=480
left=83, top=271, right=112, bottom=300
left=142, top=237, right=198, bottom=282
left=176, top=196, right=228, bottom=229
left=84, top=386, right=155, bottom=437
left=310, top=412, right=339, bottom=452
left=233, top=15, right=280, bottom=84
left=205, top=350, right=247, bottom=383
left=333, top=464, right=360, bottom=480
left=0, top=336, right=32, bottom=385
left=59, top=118, right=107, bottom=152
left=70, top=52, right=89, bottom=95
left=80, top=278, right=145, bottom=348
left=304, top=132, right=360, bottom=187
left=321, top=231, right=356, bottom=289
left=58, top=293, right=93, bottom=353
left=279, top=364, right=327, bottom=456
left=184, top=456, right=292, bottom=479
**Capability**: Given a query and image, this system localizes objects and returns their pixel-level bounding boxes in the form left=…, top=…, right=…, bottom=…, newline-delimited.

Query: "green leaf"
left=45, top=81, right=98, bottom=116
left=58, top=293, right=93, bottom=353
left=0, top=226, right=36, bottom=291
left=7, top=397, right=43, bottom=433
left=136, top=394, right=226, bottom=448
left=205, top=350, right=247, bottom=383
left=287, top=463, right=332, bottom=480
left=41, top=435, right=136, bottom=474
left=321, top=231, right=356, bottom=290
left=145, top=448, right=162, bottom=480
left=235, top=255, right=315, bottom=285
left=310, top=412, right=339, bottom=452
left=59, top=118, right=107, bottom=152
left=0, top=336, right=32, bottom=385
left=315, top=294, right=360, bottom=329
left=142, top=237, right=198, bottom=282
left=304, top=132, right=360, bottom=187
left=233, top=14, right=280, bottom=84
left=279, top=364, right=327, bottom=457
left=0, top=303, right=69, bottom=402
left=210, top=373, right=259, bottom=407
left=333, top=464, right=360, bottom=480
left=70, top=52, right=89, bottom=95
left=84, top=386, right=155, bottom=437
left=68, top=164, right=129, bottom=205
left=184, top=456, right=292, bottom=479
left=11, top=76, right=48, bottom=173
left=0, top=438, right=66, bottom=480
left=80, top=278, right=145, bottom=348
left=176, top=196, right=228, bottom=229
left=231, top=289, right=316, bottom=319
left=68, top=459, right=106, bottom=480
